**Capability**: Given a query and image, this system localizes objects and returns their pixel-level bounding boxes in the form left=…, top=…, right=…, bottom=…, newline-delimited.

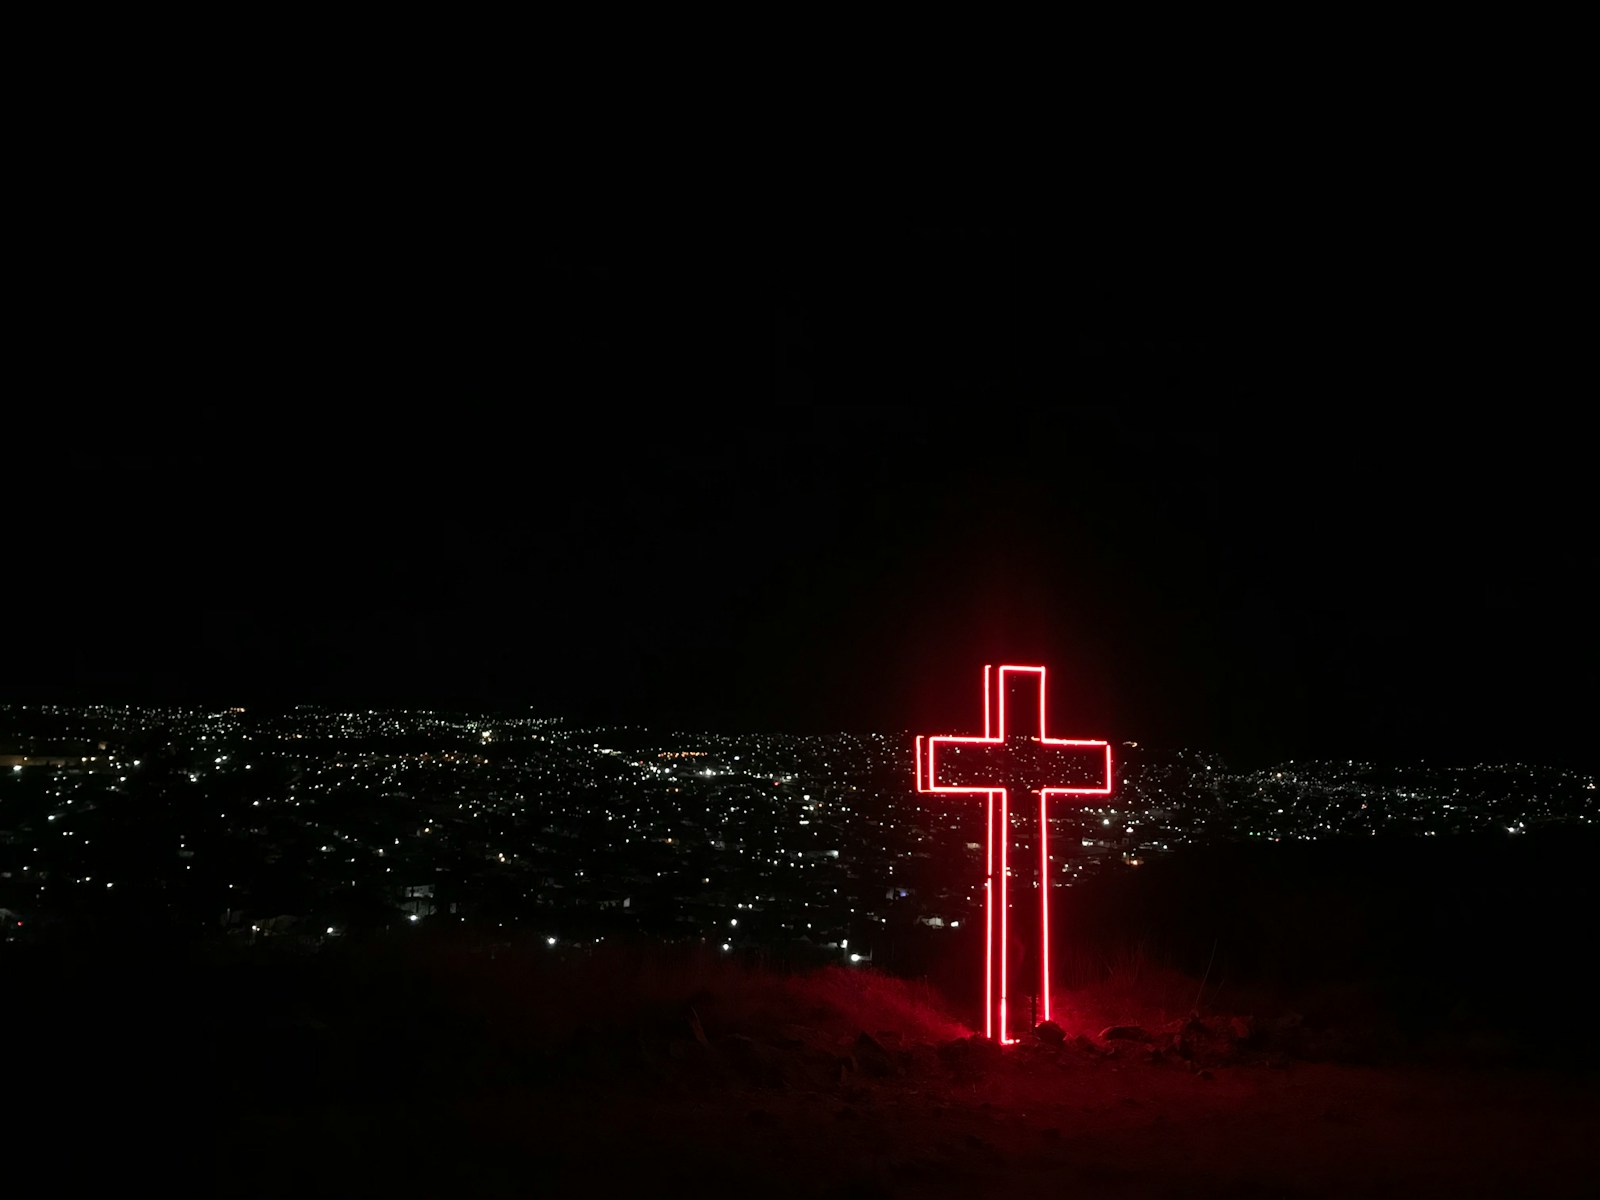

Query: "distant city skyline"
left=5, top=701, right=1592, bottom=961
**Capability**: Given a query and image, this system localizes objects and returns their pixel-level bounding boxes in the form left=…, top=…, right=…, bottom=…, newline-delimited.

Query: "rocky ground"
left=206, top=955, right=1600, bottom=1197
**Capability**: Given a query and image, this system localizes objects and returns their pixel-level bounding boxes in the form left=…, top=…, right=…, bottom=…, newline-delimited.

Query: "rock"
left=938, top=1036, right=1002, bottom=1079
left=835, top=1174, right=893, bottom=1200
left=1099, top=1025, right=1152, bottom=1042
left=719, top=1034, right=785, bottom=1089
left=1164, top=1015, right=1252, bottom=1066
left=1035, top=1020, right=1065, bottom=1044
left=1263, top=1012, right=1305, bottom=1055
left=962, top=1132, right=995, bottom=1155
left=854, top=1031, right=897, bottom=1077
left=687, top=1006, right=710, bottom=1048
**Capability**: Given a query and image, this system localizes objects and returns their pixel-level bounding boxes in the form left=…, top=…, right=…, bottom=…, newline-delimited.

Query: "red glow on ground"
left=919, top=665, right=1111, bottom=1042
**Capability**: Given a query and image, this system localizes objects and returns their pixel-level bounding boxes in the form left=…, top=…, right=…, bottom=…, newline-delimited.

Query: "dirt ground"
left=219, top=1021, right=1600, bottom=1197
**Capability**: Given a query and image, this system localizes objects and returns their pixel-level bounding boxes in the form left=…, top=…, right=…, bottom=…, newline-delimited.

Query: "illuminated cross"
left=916, top=665, right=1111, bottom=1043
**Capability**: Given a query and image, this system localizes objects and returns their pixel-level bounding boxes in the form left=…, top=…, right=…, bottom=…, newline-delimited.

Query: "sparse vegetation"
left=11, top=826, right=1598, bottom=1195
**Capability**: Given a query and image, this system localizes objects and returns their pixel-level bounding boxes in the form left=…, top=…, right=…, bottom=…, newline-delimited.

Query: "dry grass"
left=699, top=962, right=973, bottom=1045
left=314, top=934, right=973, bottom=1058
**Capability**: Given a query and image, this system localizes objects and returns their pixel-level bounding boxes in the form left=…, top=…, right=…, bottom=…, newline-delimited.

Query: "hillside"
left=12, top=830, right=1598, bottom=1196
left=10, top=931, right=1595, bottom=1198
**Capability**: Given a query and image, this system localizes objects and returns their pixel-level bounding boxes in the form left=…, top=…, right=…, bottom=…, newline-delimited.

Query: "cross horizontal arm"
left=926, top=736, right=1111, bottom=796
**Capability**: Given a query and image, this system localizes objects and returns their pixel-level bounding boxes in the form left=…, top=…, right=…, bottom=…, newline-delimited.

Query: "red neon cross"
left=915, top=665, right=1111, bottom=1043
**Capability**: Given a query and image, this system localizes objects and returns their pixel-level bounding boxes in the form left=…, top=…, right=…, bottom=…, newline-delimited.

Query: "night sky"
left=7, top=224, right=1588, bottom=770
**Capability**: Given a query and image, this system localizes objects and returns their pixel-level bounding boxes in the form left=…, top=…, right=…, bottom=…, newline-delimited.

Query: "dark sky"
left=6, top=223, right=1589, bottom=770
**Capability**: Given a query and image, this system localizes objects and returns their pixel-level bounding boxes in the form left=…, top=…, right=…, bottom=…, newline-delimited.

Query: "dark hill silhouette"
left=9, top=829, right=1599, bottom=1195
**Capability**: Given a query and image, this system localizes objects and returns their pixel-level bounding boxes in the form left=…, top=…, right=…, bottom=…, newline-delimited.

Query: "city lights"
left=0, top=702, right=1589, bottom=971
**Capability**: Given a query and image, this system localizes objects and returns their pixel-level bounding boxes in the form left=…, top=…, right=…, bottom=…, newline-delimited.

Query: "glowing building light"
left=918, top=665, right=1111, bottom=1044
